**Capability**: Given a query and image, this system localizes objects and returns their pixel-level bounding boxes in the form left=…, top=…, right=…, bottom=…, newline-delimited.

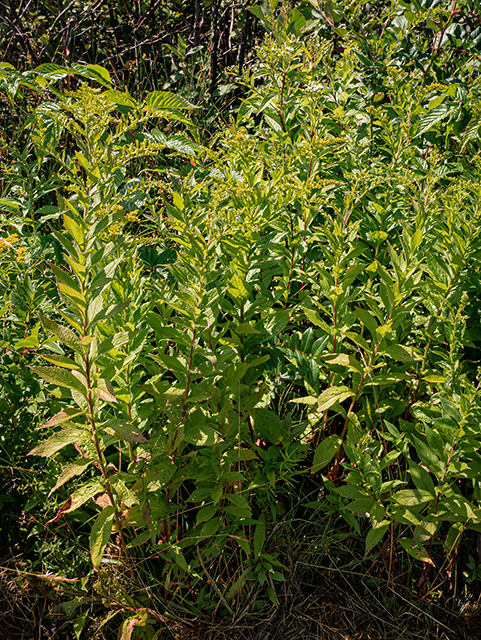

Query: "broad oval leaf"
left=312, top=434, right=342, bottom=473
left=392, top=489, right=435, bottom=507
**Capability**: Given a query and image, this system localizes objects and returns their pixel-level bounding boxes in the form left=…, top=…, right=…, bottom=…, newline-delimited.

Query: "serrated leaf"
left=97, top=331, right=132, bottom=357
left=104, top=90, right=138, bottom=108
left=461, top=115, right=481, bottom=150
left=28, top=427, right=89, bottom=457
left=39, top=314, right=82, bottom=352
left=145, top=91, right=196, bottom=111
left=30, top=365, right=86, bottom=393
left=303, top=307, right=333, bottom=333
left=416, top=104, right=449, bottom=136
left=48, top=459, right=92, bottom=496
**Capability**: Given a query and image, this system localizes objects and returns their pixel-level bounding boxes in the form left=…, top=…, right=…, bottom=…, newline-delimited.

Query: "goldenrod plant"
left=3, top=1, right=481, bottom=637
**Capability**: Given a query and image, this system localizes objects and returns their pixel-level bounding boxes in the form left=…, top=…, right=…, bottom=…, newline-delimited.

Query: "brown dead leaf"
left=94, top=493, right=112, bottom=509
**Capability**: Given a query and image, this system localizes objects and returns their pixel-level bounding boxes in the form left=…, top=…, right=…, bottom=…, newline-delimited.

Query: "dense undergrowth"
left=2, top=1, right=481, bottom=638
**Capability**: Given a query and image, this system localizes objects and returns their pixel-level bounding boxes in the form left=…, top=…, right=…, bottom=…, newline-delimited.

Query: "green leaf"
left=409, top=461, right=435, bottom=496
left=196, top=504, right=218, bottom=525
left=97, top=332, right=132, bottom=357
left=398, top=538, right=434, bottom=565
left=28, top=427, right=89, bottom=457
left=392, top=489, right=435, bottom=507
left=226, top=494, right=250, bottom=510
left=104, top=90, right=138, bottom=108
left=303, top=308, right=333, bottom=334
left=91, top=301, right=130, bottom=325
left=254, top=408, right=283, bottom=444
left=381, top=345, right=422, bottom=362
left=365, top=520, right=390, bottom=555
left=90, top=506, right=115, bottom=569
left=63, top=213, right=84, bottom=246
left=412, top=518, right=438, bottom=548
left=416, top=104, right=449, bottom=136
left=73, top=610, right=89, bottom=640
left=30, top=366, right=86, bottom=393
left=423, top=375, right=446, bottom=384
left=71, top=63, right=112, bottom=87
left=316, top=386, right=354, bottom=412
left=48, top=459, right=91, bottom=496
left=461, top=115, right=481, bottom=149
left=41, top=408, right=85, bottom=428
left=92, top=378, right=117, bottom=403
left=228, top=274, right=251, bottom=302
left=346, top=497, right=376, bottom=513
left=39, top=314, right=82, bottom=353
left=254, top=515, right=266, bottom=558
left=225, top=505, right=252, bottom=518
left=145, top=91, right=196, bottom=111
left=103, top=419, right=147, bottom=442
left=152, top=352, right=188, bottom=373
left=412, top=435, right=444, bottom=473
left=263, top=309, right=290, bottom=336
left=312, top=435, right=342, bottom=473
left=333, top=485, right=368, bottom=500
left=39, top=354, right=82, bottom=370
left=355, top=307, right=378, bottom=339
left=211, top=485, right=223, bottom=505
left=444, top=522, right=464, bottom=552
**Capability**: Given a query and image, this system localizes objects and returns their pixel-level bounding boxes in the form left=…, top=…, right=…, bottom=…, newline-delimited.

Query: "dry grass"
left=178, top=578, right=481, bottom=640
left=0, top=555, right=73, bottom=640
left=1, top=553, right=480, bottom=640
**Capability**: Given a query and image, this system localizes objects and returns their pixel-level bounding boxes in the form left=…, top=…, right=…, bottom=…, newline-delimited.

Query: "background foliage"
left=2, top=1, right=481, bottom=639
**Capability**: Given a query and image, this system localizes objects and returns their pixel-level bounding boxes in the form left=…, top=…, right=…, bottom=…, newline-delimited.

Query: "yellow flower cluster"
left=16, top=247, right=27, bottom=264
left=0, top=233, right=27, bottom=264
left=0, top=233, right=19, bottom=251
left=99, top=208, right=140, bottom=240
